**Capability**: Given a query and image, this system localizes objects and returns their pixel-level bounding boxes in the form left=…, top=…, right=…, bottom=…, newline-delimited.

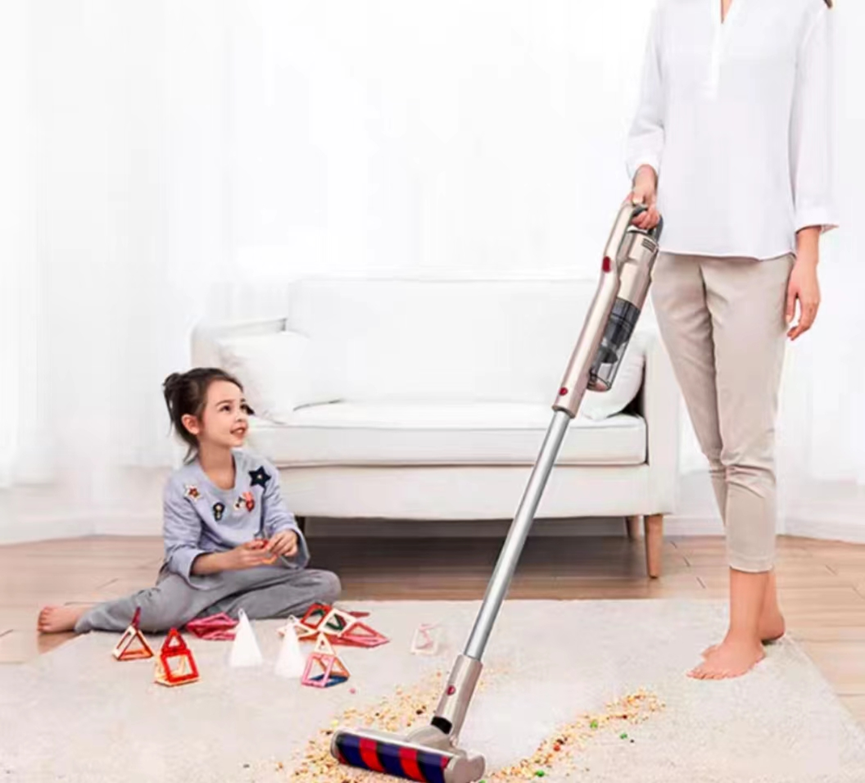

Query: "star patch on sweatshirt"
left=184, top=485, right=201, bottom=500
left=249, top=466, right=271, bottom=488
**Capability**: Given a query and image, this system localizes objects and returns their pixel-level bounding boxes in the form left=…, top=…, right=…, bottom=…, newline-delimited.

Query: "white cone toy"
left=274, top=618, right=305, bottom=679
left=229, top=609, right=263, bottom=668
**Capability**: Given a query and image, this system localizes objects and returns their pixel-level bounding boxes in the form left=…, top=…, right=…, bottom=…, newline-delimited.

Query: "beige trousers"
left=650, top=251, right=795, bottom=573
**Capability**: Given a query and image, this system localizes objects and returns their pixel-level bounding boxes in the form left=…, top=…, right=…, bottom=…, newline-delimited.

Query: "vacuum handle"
left=629, top=200, right=664, bottom=241
left=461, top=410, right=572, bottom=663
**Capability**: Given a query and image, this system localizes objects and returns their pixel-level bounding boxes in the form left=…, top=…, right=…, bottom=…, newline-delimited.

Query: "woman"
left=626, top=0, right=838, bottom=679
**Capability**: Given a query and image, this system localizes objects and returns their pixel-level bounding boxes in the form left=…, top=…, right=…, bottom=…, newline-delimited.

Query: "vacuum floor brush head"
left=332, top=727, right=484, bottom=783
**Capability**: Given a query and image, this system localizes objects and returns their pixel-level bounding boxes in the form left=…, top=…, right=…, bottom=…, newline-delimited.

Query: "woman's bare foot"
left=702, top=608, right=786, bottom=657
left=689, top=635, right=766, bottom=680
left=37, top=605, right=91, bottom=634
left=703, top=568, right=785, bottom=658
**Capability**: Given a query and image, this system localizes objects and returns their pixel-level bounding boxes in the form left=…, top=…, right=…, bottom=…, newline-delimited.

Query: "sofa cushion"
left=246, top=401, right=647, bottom=467
left=580, top=331, right=647, bottom=421
left=216, top=331, right=341, bottom=420
left=284, top=278, right=647, bottom=417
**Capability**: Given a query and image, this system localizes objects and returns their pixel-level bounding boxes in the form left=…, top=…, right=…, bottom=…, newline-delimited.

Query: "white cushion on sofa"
left=216, top=331, right=341, bottom=421
left=580, top=331, right=647, bottom=420
left=246, top=401, right=647, bottom=467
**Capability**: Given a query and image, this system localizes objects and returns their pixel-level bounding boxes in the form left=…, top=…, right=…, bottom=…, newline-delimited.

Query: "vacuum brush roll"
left=332, top=727, right=484, bottom=783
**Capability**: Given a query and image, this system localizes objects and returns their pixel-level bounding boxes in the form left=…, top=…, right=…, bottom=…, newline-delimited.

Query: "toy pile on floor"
left=277, top=603, right=390, bottom=688
left=108, top=602, right=395, bottom=689
left=111, top=607, right=201, bottom=687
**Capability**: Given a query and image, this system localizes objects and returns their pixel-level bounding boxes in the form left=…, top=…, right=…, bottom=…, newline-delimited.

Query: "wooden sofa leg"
left=626, top=515, right=642, bottom=540
left=644, top=514, right=663, bottom=579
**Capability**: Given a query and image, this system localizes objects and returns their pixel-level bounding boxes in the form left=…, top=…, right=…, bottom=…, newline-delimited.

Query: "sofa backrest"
left=285, top=277, right=610, bottom=404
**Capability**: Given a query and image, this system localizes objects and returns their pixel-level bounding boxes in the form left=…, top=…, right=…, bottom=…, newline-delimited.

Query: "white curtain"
left=1, top=1, right=862, bottom=530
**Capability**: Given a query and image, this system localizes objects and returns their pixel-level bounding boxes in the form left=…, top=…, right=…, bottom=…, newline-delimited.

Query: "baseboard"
left=92, top=514, right=162, bottom=537
left=3, top=512, right=861, bottom=546
left=785, top=517, right=865, bottom=545
left=0, top=514, right=162, bottom=544
left=301, top=514, right=724, bottom=539
left=0, top=516, right=92, bottom=545
left=0, top=514, right=722, bottom=544
left=306, top=517, right=615, bottom=539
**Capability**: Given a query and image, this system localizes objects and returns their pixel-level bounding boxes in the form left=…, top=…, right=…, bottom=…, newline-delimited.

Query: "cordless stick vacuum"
left=330, top=200, right=664, bottom=783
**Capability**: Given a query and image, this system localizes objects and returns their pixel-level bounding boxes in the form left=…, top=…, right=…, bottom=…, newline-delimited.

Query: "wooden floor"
left=3, top=532, right=865, bottom=724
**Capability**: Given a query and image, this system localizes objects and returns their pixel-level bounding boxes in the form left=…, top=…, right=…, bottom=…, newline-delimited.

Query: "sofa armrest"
left=634, top=330, right=680, bottom=514
left=191, top=318, right=287, bottom=368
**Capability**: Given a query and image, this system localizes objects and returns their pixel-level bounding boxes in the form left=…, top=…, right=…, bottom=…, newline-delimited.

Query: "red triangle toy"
left=154, top=628, right=200, bottom=687
left=112, top=608, right=154, bottom=661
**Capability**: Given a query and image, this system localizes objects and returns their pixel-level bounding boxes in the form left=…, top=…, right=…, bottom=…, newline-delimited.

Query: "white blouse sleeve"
left=790, top=5, right=838, bottom=235
left=625, top=5, right=665, bottom=182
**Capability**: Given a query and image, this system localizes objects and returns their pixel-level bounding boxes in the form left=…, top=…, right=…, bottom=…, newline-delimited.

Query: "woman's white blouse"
left=626, top=0, right=838, bottom=259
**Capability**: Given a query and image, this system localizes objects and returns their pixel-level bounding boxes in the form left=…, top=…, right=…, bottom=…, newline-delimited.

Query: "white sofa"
left=192, top=276, right=680, bottom=577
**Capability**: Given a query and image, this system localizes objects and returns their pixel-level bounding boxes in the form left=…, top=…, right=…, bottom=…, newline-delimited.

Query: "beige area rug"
left=1, top=600, right=864, bottom=782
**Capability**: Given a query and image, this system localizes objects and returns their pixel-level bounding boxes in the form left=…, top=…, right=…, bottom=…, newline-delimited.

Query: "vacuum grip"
left=629, top=201, right=664, bottom=242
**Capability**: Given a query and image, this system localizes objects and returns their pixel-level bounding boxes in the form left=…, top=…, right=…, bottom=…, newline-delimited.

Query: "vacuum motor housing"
left=588, top=223, right=661, bottom=392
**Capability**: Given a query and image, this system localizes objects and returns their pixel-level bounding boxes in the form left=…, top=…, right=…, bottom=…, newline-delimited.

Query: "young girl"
left=38, top=368, right=341, bottom=634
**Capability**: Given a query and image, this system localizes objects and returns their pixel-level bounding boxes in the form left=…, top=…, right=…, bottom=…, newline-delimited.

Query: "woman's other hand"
left=787, top=227, right=822, bottom=341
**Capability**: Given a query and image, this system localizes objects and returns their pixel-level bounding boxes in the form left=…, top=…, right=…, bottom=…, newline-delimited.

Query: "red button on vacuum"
left=447, top=685, right=456, bottom=695
left=559, top=387, right=568, bottom=396
left=602, top=256, right=612, bottom=273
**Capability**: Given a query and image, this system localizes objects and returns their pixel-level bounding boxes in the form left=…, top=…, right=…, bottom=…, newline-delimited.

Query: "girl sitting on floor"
left=38, top=368, right=340, bottom=634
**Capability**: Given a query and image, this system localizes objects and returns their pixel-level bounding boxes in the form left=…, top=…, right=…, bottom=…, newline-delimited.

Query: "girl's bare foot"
left=37, top=605, right=91, bottom=634
left=689, top=635, right=766, bottom=680
left=702, top=609, right=786, bottom=658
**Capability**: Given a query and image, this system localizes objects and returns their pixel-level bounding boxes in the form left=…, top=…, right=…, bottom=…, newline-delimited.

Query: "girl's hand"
left=786, top=235, right=821, bottom=341
left=627, top=165, right=661, bottom=231
left=224, top=540, right=274, bottom=571
left=266, top=530, right=299, bottom=558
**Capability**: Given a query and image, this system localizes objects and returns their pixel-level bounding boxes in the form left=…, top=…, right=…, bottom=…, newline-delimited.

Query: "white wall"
left=228, top=0, right=655, bottom=277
